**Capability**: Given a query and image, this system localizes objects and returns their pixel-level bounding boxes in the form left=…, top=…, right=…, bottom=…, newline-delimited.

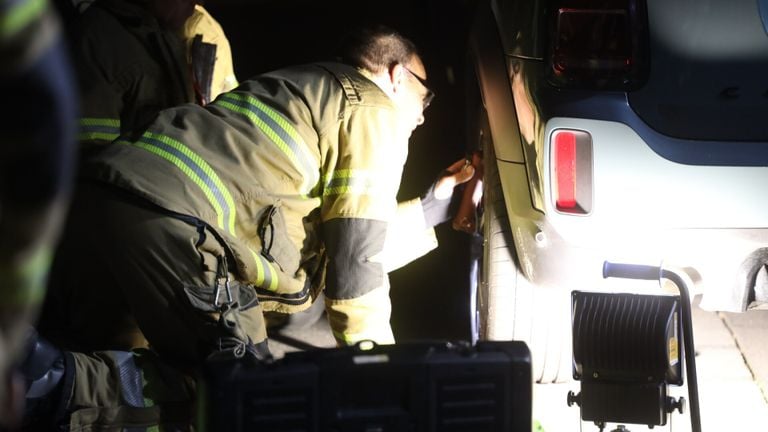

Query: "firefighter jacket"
left=183, top=4, right=238, bottom=104
left=73, top=0, right=194, bottom=153
left=85, top=62, right=438, bottom=345
left=0, top=0, right=76, bottom=408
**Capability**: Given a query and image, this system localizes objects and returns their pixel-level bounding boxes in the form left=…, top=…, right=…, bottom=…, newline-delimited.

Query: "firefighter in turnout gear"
left=35, top=25, right=474, bottom=429
left=0, top=0, right=76, bottom=427
left=71, top=0, right=200, bottom=156
left=182, top=3, right=238, bottom=104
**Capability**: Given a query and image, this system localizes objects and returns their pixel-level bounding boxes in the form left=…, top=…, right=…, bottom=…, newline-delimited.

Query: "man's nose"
left=416, top=113, right=425, bottom=126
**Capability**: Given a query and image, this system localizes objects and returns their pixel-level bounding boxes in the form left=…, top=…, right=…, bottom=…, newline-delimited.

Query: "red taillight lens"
left=552, top=130, right=592, bottom=214
left=547, top=0, right=648, bottom=89
left=555, top=131, right=577, bottom=209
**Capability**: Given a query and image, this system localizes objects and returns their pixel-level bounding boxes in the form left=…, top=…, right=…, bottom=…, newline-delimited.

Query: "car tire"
left=475, top=111, right=571, bottom=384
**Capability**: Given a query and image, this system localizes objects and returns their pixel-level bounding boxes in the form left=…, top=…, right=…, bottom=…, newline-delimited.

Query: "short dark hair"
left=338, top=25, right=419, bottom=74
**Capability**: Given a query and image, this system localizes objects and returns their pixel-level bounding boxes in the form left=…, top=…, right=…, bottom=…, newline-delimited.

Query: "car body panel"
left=491, top=0, right=544, bottom=59
left=473, top=0, right=768, bottom=313
left=629, top=0, right=768, bottom=141
left=542, top=118, right=768, bottom=311
left=545, top=119, right=768, bottom=230
left=471, top=1, right=526, bottom=163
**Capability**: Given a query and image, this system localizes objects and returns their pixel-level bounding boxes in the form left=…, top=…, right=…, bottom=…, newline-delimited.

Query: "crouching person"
left=32, top=24, right=473, bottom=430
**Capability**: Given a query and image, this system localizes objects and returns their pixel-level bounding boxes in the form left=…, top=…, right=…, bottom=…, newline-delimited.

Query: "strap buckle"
left=213, top=254, right=234, bottom=308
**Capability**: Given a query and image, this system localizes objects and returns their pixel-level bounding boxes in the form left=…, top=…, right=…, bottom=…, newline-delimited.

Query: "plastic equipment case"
left=199, top=340, right=532, bottom=432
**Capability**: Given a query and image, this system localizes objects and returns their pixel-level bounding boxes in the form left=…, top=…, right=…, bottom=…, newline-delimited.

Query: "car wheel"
left=474, top=110, right=571, bottom=384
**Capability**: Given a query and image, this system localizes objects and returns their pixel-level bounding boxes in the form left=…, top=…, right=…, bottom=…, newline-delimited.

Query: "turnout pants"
left=37, top=181, right=269, bottom=429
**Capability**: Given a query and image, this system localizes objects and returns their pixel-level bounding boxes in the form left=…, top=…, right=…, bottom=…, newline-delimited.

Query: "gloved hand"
left=421, top=158, right=476, bottom=228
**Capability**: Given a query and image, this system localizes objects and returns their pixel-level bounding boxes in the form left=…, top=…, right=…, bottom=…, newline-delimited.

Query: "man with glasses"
left=32, top=24, right=472, bottom=430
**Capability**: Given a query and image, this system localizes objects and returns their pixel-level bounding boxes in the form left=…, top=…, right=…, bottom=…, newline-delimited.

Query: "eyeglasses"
left=403, top=66, right=435, bottom=109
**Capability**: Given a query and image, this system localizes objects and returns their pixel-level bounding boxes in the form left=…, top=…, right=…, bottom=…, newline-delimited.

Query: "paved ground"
left=267, top=296, right=768, bottom=432
left=533, top=297, right=768, bottom=432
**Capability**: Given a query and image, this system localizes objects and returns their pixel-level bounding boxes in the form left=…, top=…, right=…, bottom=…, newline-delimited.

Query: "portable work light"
left=567, top=262, right=702, bottom=432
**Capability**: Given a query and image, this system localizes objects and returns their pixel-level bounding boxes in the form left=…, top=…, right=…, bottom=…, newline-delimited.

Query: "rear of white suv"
left=468, top=0, right=768, bottom=382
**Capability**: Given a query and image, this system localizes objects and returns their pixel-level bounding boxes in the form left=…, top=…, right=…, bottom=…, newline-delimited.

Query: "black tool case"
left=200, top=340, right=532, bottom=432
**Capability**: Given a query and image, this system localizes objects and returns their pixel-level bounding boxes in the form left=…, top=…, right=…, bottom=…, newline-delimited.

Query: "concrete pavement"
left=720, top=308, right=768, bottom=405
left=534, top=297, right=768, bottom=431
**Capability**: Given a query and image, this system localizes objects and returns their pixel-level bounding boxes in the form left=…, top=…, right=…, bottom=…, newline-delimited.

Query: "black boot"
left=18, top=329, right=74, bottom=431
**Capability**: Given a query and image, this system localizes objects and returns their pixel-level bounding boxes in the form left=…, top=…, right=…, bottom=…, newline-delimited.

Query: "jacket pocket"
left=257, top=202, right=301, bottom=275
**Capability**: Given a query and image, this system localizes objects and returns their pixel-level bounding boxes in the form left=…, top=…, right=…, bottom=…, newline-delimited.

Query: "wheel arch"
left=467, top=2, right=547, bottom=281
left=467, top=1, right=524, bottom=165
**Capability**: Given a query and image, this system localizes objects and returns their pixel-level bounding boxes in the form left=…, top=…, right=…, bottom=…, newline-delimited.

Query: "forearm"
left=325, top=284, right=394, bottom=346
left=371, top=198, right=438, bottom=273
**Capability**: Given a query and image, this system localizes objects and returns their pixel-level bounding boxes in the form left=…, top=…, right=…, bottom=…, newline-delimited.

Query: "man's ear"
left=389, top=63, right=406, bottom=94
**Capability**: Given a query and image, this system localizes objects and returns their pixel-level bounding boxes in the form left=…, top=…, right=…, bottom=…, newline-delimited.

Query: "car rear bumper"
left=501, top=117, right=768, bottom=312
left=521, top=219, right=768, bottom=312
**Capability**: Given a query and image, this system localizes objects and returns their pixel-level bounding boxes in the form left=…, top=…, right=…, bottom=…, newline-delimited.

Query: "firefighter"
left=182, top=3, right=239, bottom=104
left=0, top=0, right=76, bottom=427
left=72, top=0, right=200, bottom=156
left=35, top=25, right=473, bottom=429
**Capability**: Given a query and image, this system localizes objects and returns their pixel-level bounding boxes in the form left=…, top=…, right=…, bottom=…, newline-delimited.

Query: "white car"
left=467, top=0, right=768, bottom=382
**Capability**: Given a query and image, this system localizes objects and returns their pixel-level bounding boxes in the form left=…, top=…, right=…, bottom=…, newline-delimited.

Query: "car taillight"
left=552, top=129, right=592, bottom=214
left=546, top=0, right=648, bottom=90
